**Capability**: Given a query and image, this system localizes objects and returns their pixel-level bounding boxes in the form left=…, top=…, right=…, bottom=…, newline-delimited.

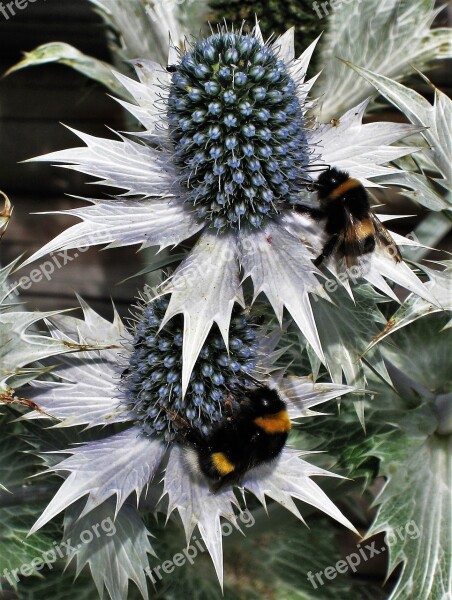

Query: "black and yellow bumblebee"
left=296, top=167, right=402, bottom=268
left=182, top=385, right=291, bottom=491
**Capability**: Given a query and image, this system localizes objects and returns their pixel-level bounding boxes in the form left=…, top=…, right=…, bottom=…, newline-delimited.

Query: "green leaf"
left=378, top=314, right=452, bottom=396
left=117, top=253, right=186, bottom=285
left=228, top=514, right=357, bottom=600
left=17, top=568, right=100, bottom=600
left=5, top=43, right=131, bottom=100
left=63, top=500, right=155, bottom=600
left=151, top=509, right=369, bottom=600
left=368, top=431, right=451, bottom=600
left=0, top=415, right=56, bottom=588
left=310, top=284, right=391, bottom=424
left=207, top=0, right=323, bottom=58
left=363, top=316, right=452, bottom=600
left=301, top=401, right=383, bottom=486
left=367, top=265, right=452, bottom=350
left=316, top=0, right=450, bottom=118
left=344, top=66, right=452, bottom=183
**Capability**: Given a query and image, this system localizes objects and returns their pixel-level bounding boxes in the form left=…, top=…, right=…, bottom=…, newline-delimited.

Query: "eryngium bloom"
left=167, top=31, right=310, bottom=230
left=25, top=297, right=357, bottom=588
left=123, top=295, right=261, bottom=440
left=23, top=24, right=437, bottom=394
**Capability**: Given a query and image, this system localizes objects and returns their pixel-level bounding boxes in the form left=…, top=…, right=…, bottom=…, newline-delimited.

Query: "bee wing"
left=370, top=214, right=402, bottom=262
left=342, top=212, right=372, bottom=268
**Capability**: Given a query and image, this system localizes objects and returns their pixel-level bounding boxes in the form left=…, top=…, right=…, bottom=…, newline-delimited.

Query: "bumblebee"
left=296, top=168, right=402, bottom=268
left=183, top=385, right=291, bottom=492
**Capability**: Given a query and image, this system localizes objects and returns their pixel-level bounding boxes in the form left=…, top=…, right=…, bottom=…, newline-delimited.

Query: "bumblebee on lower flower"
left=25, top=292, right=357, bottom=587
left=179, top=384, right=291, bottom=491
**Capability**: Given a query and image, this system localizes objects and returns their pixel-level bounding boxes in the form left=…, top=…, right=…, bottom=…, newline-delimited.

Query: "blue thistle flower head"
left=167, top=30, right=310, bottom=232
left=122, top=295, right=259, bottom=441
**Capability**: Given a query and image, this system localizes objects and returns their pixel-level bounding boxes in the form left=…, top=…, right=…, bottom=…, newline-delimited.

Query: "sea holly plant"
left=294, top=313, right=452, bottom=600
left=19, top=25, right=438, bottom=394
left=0, top=258, right=119, bottom=591
left=0, top=3, right=450, bottom=600
left=17, top=291, right=358, bottom=594
left=314, top=0, right=451, bottom=119
left=0, top=259, right=113, bottom=396
left=360, top=316, right=451, bottom=600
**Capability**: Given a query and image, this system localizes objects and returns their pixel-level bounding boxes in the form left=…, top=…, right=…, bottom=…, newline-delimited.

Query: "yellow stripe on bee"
left=328, top=178, right=361, bottom=200
left=254, top=410, right=291, bottom=434
left=211, top=452, right=235, bottom=475
left=355, top=218, right=375, bottom=240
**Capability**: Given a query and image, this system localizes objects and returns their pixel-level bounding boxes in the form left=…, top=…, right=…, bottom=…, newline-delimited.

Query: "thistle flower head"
left=23, top=25, right=438, bottom=403
left=123, top=295, right=259, bottom=440
left=20, top=299, right=362, bottom=594
left=167, top=30, right=310, bottom=231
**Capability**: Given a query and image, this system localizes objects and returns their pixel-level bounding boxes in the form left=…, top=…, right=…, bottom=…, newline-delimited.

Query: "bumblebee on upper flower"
left=23, top=22, right=437, bottom=393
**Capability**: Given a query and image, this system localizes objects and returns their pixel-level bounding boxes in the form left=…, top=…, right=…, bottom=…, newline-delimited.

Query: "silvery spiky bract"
left=24, top=297, right=358, bottom=591
left=0, top=260, right=110, bottom=394
left=21, top=25, right=438, bottom=397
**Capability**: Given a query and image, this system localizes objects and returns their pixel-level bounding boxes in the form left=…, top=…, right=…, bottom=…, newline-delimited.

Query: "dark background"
left=0, top=0, right=146, bottom=317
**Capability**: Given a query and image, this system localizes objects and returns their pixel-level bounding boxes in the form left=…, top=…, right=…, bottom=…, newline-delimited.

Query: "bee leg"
left=209, top=480, right=224, bottom=494
left=224, top=393, right=236, bottom=418
left=161, top=406, right=190, bottom=429
left=209, top=471, right=241, bottom=493
left=314, top=234, right=339, bottom=268
left=294, top=205, right=325, bottom=221
left=160, top=405, right=202, bottom=445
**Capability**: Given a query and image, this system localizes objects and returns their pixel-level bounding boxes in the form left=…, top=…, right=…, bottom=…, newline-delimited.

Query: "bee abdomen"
left=211, top=452, right=235, bottom=476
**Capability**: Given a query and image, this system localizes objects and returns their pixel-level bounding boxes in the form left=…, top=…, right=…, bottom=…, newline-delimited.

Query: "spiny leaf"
left=316, top=0, right=450, bottom=118
left=368, top=430, right=451, bottom=600
left=364, top=317, right=452, bottom=600
left=63, top=500, right=155, bottom=600
left=0, top=414, right=56, bottom=588
left=311, top=284, right=390, bottom=388
left=0, top=310, right=115, bottom=390
left=88, top=0, right=187, bottom=64
left=367, top=264, right=452, bottom=350
left=344, top=66, right=452, bottom=185
left=5, top=43, right=130, bottom=100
